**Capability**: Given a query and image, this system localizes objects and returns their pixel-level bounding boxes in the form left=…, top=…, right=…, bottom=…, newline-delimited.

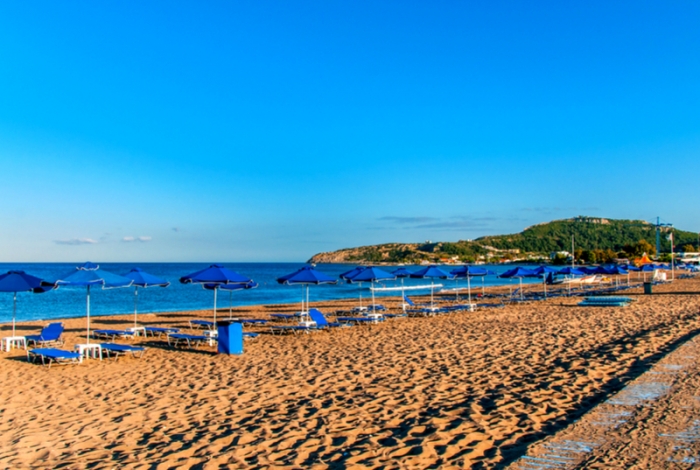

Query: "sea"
left=0, top=262, right=542, bottom=324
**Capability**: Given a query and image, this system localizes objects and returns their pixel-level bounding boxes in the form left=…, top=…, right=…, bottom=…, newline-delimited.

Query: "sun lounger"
left=269, top=324, right=315, bottom=335
left=27, top=348, right=81, bottom=367
left=578, top=296, right=631, bottom=307
left=25, top=323, right=65, bottom=347
left=383, top=312, right=408, bottom=318
left=269, top=313, right=301, bottom=322
left=189, top=320, right=215, bottom=330
left=308, top=309, right=351, bottom=329
left=335, top=315, right=382, bottom=324
left=144, top=326, right=180, bottom=337
left=168, top=333, right=212, bottom=347
left=236, top=318, right=268, bottom=325
left=100, top=343, right=146, bottom=360
left=244, top=332, right=259, bottom=339
left=93, top=329, right=136, bottom=341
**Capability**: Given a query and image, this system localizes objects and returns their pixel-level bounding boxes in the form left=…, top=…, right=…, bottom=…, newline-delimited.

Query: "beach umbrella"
left=340, top=266, right=368, bottom=309
left=122, top=268, right=170, bottom=328
left=556, top=266, right=586, bottom=295
left=498, top=267, right=538, bottom=301
left=277, top=266, right=337, bottom=317
left=53, top=262, right=133, bottom=344
left=602, top=265, right=629, bottom=288
left=346, top=267, right=396, bottom=313
left=180, top=264, right=254, bottom=324
left=0, top=271, right=55, bottom=337
left=557, top=267, right=587, bottom=275
left=392, top=267, right=413, bottom=312
left=204, top=281, right=258, bottom=319
left=450, top=266, right=492, bottom=305
left=410, top=265, right=454, bottom=309
left=532, top=266, right=558, bottom=298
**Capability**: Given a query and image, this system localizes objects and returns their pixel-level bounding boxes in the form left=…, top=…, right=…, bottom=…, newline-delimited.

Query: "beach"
left=1, top=278, right=699, bottom=469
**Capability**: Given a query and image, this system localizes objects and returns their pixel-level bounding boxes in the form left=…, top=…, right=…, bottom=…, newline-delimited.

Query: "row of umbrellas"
left=1, top=261, right=682, bottom=342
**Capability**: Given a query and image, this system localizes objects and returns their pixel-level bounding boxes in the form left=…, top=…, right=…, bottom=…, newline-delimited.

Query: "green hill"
left=308, top=216, right=698, bottom=264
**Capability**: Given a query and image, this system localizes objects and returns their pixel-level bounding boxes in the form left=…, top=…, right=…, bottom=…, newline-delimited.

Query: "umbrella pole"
left=300, top=285, right=304, bottom=313
left=229, top=290, right=233, bottom=320
left=520, top=278, right=523, bottom=301
left=401, top=278, right=408, bottom=312
left=467, top=275, right=472, bottom=307
left=431, top=280, right=435, bottom=309
left=482, top=277, right=485, bottom=296
left=213, top=286, right=217, bottom=325
left=86, top=285, right=91, bottom=345
left=371, top=281, right=376, bottom=313
left=12, top=292, right=17, bottom=337
left=306, top=285, right=310, bottom=316
left=359, top=283, right=363, bottom=308
left=543, top=276, right=547, bottom=298
left=134, top=287, right=139, bottom=328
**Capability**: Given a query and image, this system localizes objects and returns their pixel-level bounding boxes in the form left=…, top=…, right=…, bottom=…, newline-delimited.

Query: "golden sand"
left=1, top=279, right=699, bottom=469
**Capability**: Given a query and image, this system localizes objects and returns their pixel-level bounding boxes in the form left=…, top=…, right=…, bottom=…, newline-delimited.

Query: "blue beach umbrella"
left=53, top=262, right=133, bottom=344
left=450, top=266, right=493, bottom=304
left=277, top=266, right=337, bottom=315
left=340, top=266, right=369, bottom=308
left=392, top=267, right=413, bottom=311
left=180, top=264, right=254, bottom=324
left=123, top=268, right=170, bottom=328
left=204, top=281, right=258, bottom=320
left=410, top=265, right=454, bottom=309
left=557, top=267, right=587, bottom=276
left=498, top=267, right=538, bottom=300
left=620, top=264, right=642, bottom=282
left=345, top=267, right=396, bottom=313
left=556, top=266, right=587, bottom=295
left=532, top=266, right=559, bottom=297
left=601, top=265, right=629, bottom=287
left=0, top=271, right=55, bottom=337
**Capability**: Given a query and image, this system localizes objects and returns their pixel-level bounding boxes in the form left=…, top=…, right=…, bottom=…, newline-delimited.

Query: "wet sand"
left=1, top=277, right=699, bottom=469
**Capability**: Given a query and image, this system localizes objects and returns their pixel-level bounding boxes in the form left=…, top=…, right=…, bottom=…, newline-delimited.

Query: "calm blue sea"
left=0, top=263, right=539, bottom=324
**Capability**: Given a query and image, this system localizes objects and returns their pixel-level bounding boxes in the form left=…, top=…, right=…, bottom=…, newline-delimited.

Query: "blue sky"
left=1, top=1, right=698, bottom=262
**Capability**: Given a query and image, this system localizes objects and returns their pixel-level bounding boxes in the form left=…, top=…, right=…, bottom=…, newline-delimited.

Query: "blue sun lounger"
left=335, top=315, right=382, bottom=324
left=25, top=323, right=65, bottom=347
left=100, top=343, right=146, bottom=360
left=144, top=326, right=180, bottom=337
left=269, top=313, right=301, bottom=322
left=27, top=348, right=81, bottom=368
left=270, top=324, right=314, bottom=334
left=93, top=329, right=136, bottom=341
left=237, top=318, right=268, bottom=325
left=189, top=320, right=215, bottom=330
left=308, top=309, right=351, bottom=329
left=168, top=333, right=212, bottom=348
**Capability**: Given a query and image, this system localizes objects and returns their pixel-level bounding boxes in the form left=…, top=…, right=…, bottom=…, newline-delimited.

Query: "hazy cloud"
left=523, top=207, right=600, bottom=213
left=378, top=216, right=438, bottom=224
left=122, top=236, right=152, bottom=242
left=54, top=238, right=98, bottom=245
left=376, top=215, right=501, bottom=231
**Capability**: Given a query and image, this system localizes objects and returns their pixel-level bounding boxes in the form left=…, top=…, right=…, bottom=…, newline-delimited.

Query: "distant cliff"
left=307, top=216, right=698, bottom=264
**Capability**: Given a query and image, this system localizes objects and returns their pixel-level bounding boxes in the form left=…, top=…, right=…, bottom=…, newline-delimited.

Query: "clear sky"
left=1, top=1, right=698, bottom=262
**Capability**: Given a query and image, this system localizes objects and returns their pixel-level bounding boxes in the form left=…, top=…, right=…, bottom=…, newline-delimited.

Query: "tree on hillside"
left=683, top=244, right=696, bottom=253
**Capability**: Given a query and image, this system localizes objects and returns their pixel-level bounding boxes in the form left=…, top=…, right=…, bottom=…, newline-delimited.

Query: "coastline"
left=1, top=278, right=699, bottom=468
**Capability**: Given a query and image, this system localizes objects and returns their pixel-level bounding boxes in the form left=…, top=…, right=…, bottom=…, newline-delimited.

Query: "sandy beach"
left=1, top=278, right=699, bottom=469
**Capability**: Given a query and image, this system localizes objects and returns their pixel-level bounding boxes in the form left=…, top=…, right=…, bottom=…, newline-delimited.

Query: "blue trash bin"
left=216, top=321, right=243, bottom=355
